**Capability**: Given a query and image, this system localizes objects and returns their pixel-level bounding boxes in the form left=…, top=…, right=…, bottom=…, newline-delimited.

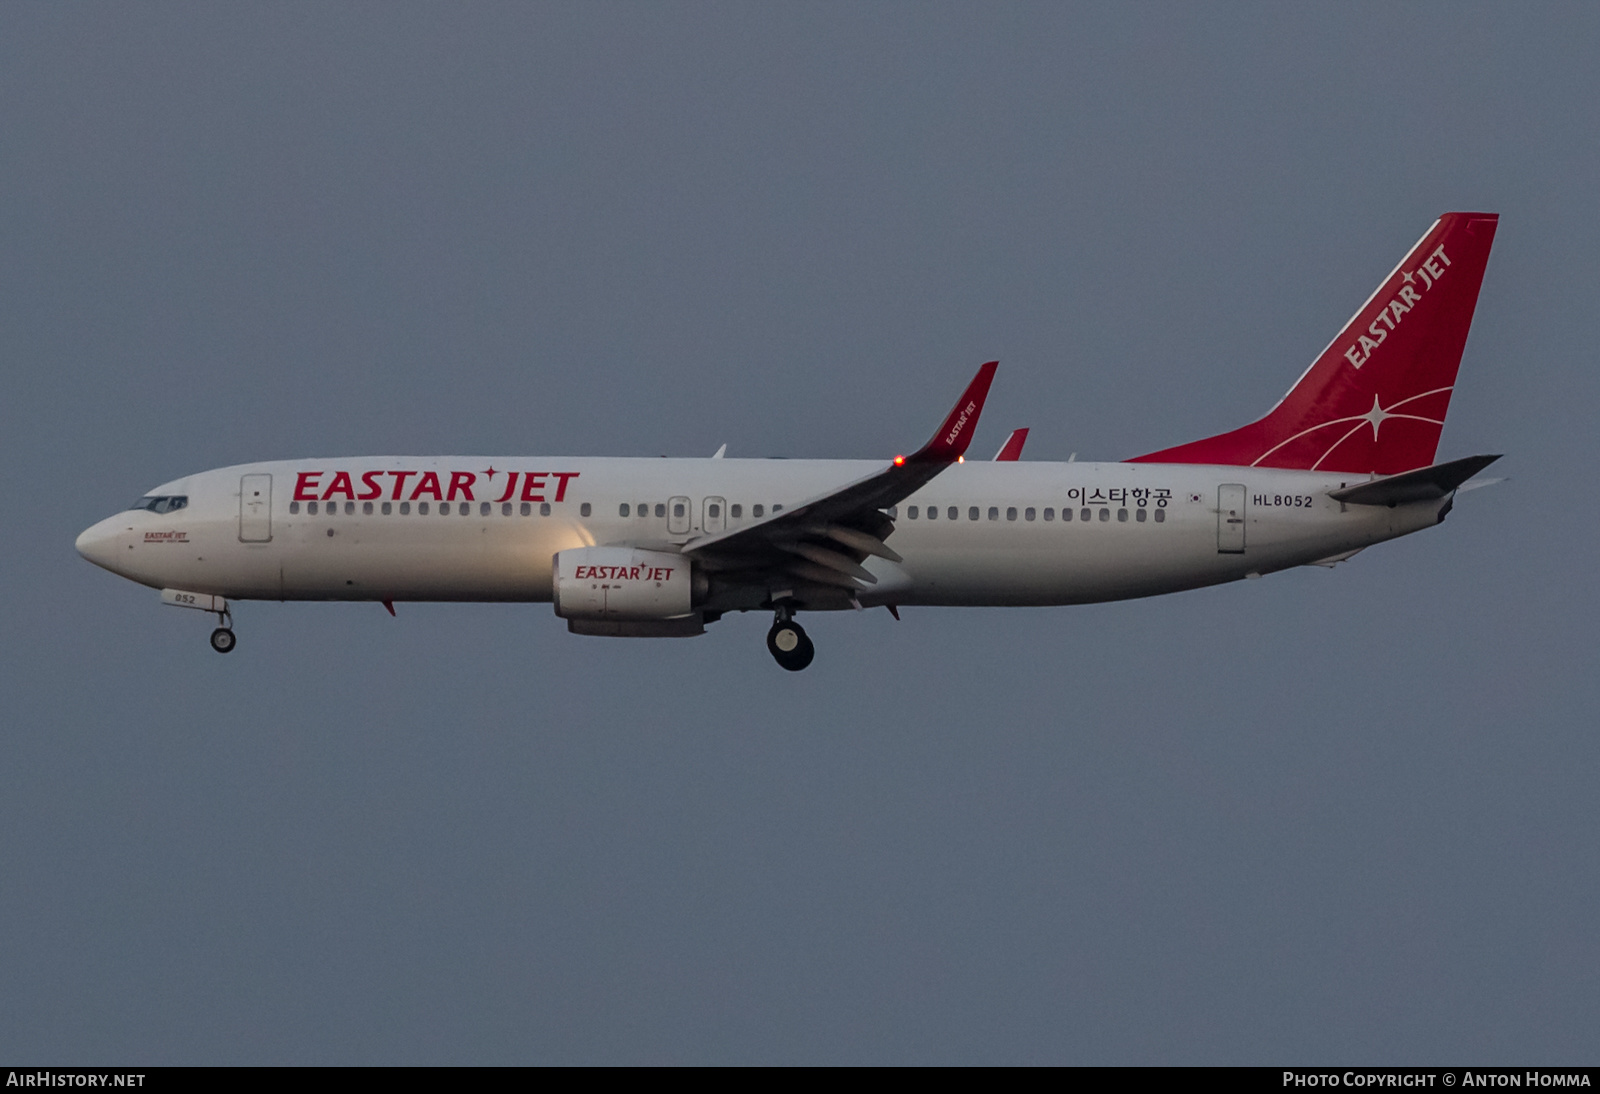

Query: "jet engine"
left=552, top=547, right=706, bottom=635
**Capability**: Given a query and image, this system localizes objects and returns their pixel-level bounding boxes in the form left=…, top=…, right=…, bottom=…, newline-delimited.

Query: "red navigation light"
left=893, top=455, right=905, bottom=466
left=957, top=455, right=964, bottom=464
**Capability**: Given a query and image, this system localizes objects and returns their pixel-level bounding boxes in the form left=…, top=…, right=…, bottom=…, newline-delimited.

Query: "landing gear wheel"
left=210, top=627, right=236, bottom=654
left=766, top=620, right=814, bottom=671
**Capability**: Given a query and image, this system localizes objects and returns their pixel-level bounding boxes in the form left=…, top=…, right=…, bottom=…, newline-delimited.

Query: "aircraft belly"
left=900, top=534, right=1228, bottom=606
left=271, top=519, right=578, bottom=601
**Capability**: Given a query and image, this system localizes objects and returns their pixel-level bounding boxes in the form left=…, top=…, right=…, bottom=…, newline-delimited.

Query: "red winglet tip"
left=913, top=361, right=999, bottom=462
left=382, top=600, right=395, bottom=616
left=994, top=427, right=1029, bottom=461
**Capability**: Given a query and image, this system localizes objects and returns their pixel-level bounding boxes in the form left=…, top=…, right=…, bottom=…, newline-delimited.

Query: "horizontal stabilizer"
left=1329, top=454, right=1500, bottom=506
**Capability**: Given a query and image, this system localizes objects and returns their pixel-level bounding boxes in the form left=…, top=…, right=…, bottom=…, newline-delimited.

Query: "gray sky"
left=3, top=2, right=1597, bottom=1064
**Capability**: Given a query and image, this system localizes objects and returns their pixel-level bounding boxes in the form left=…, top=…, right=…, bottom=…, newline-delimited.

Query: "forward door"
left=239, top=474, right=272, bottom=542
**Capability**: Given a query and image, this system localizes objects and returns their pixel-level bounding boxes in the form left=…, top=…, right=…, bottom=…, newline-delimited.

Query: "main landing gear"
left=766, top=606, right=814, bottom=672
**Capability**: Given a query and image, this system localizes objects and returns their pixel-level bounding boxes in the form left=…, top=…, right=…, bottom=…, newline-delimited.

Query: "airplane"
left=76, top=212, right=1502, bottom=671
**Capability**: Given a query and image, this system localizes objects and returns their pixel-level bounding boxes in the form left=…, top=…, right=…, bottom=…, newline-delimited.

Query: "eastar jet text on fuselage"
left=77, top=213, right=1503, bottom=670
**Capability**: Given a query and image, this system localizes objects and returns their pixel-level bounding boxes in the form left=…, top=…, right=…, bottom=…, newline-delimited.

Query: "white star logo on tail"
left=1249, top=387, right=1453, bottom=470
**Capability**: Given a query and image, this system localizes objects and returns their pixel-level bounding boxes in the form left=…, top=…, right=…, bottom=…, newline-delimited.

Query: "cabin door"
left=1217, top=484, right=1245, bottom=554
left=240, top=474, right=272, bottom=542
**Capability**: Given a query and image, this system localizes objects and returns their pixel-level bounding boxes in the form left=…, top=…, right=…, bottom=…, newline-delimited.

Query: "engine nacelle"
left=553, top=547, right=698, bottom=622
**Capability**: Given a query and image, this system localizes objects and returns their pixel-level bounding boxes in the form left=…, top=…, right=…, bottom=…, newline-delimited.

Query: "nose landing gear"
left=208, top=603, right=235, bottom=654
left=158, top=589, right=237, bottom=652
left=766, top=606, right=814, bottom=671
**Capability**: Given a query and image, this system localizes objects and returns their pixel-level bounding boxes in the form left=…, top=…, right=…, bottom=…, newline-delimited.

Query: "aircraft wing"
left=682, top=362, right=997, bottom=599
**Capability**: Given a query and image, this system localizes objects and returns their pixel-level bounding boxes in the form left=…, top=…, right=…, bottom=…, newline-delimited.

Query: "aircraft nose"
left=76, top=515, right=126, bottom=572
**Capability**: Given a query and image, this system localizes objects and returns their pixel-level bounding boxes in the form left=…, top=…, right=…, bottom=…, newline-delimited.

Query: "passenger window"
left=619, top=503, right=630, bottom=517
left=290, top=501, right=300, bottom=514
left=752, top=504, right=764, bottom=518
left=401, top=502, right=411, bottom=515
left=1006, top=507, right=1017, bottom=521
left=773, top=504, right=783, bottom=512
left=1081, top=508, right=1091, bottom=522
left=382, top=502, right=392, bottom=515
left=673, top=502, right=685, bottom=518
left=418, top=502, right=429, bottom=515
left=346, top=502, right=355, bottom=515
left=457, top=502, right=467, bottom=516
left=730, top=504, right=742, bottom=519
left=1136, top=508, right=1147, bottom=522
left=926, top=505, right=937, bottom=520
left=363, top=501, right=373, bottom=515
left=480, top=502, right=490, bottom=516
left=1099, top=508, right=1110, bottom=521
left=708, top=503, right=720, bottom=519
left=1154, top=509, right=1166, bottom=523
left=502, top=502, right=512, bottom=516
left=908, top=506, right=918, bottom=519
left=638, top=503, right=649, bottom=517
left=949, top=507, right=958, bottom=520
left=580, top=503, right=592, bottom=517
left=1043, top=507, right=1054, bottom=521
left=988, top=507, right=999, bottom=521
left=1117, top=508, right=1128, bottom=522
left=308, top=501, right=319, bottom=515
left=655, top=503, right=666, bottom=518
left=540, top=502, right=551, bottom=516
left=970, top=507, right=980, bottom=521
left=1024, top=507, right=1035, bottom=521
left=520, top=502, right=531, bottom=516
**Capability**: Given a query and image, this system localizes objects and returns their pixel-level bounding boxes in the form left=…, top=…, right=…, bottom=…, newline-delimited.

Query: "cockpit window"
left=128, top=495, right=188, bottom=514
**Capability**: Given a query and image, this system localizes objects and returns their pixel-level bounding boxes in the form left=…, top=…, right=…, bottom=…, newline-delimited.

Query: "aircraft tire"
left=766, top=621, right=814, bottom=671
left=210, top=627, right=236, bottom=654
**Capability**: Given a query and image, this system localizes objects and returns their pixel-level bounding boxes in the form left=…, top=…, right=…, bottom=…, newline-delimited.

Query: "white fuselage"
left=76, top=457, right=1446, bottom=610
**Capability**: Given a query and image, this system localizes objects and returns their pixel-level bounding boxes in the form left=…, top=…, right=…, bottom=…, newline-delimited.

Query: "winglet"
left=993, top=428, right=1029, bottom=461
left=908, top=361, right=998, bottom=463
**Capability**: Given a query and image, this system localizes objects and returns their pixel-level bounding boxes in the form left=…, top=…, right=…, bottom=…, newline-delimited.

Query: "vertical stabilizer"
left=1130, top=213, right=1498, bottom=474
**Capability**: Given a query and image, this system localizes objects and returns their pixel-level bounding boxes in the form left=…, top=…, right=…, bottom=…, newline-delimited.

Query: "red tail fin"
left=1130, top=212, right=1498, bottom=474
